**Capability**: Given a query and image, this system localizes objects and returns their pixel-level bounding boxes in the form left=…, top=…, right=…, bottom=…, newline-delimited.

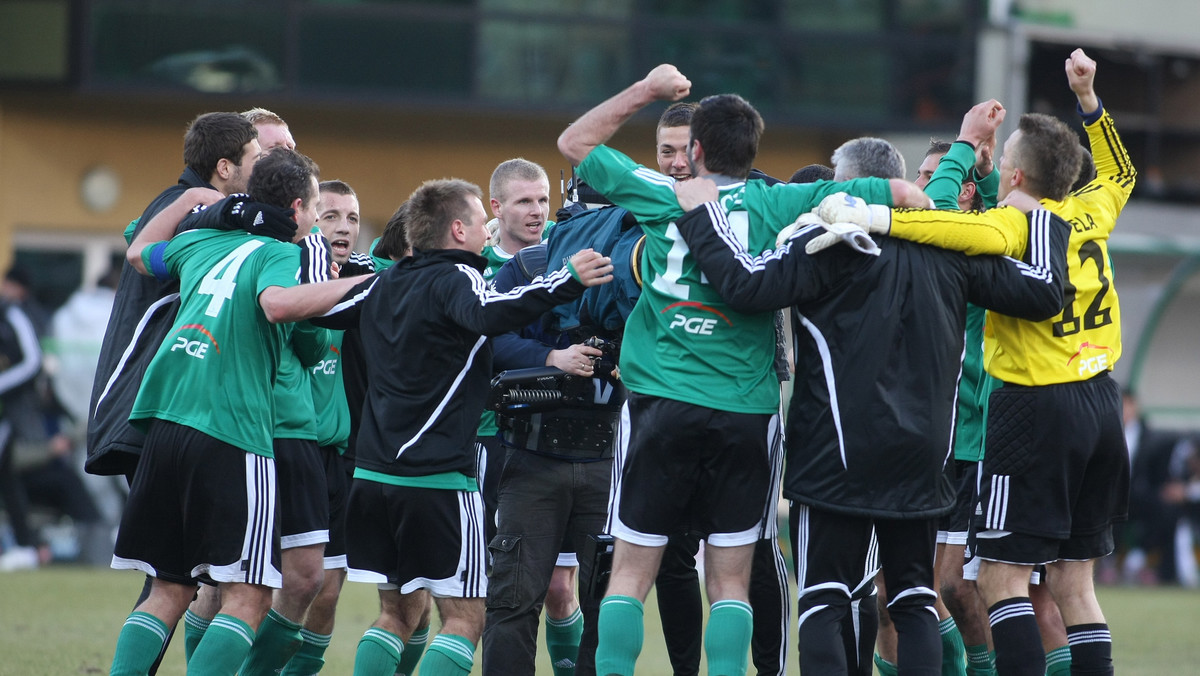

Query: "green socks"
left=183, top=609, right=211, bottom=664
left=704, top=599, right=753, bottom=676
left=418, top=634, right=475, bottom=676
left=280, top=628, right=332, bottom=675
left=940, top=616, right=967, bottom=676
left=595, top=595, right=645, bottom=676
left=353, top=627, right=403, bottom=676
left=189, top=614, right=257, bottom=676
left=395, top=623, right=429, bottom=676
left=546, top=607, right=584, bottom=675
left=110, top=612, right=170, bottom=676
left=965, top=643, right=997, bottom=676
left=1044, top=645, right=1072, bottom=676
left=241, top=608, right=304, bottom=675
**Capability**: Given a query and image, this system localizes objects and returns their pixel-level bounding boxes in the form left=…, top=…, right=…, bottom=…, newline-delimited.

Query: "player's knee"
left=284, top=563, right=326, bottom=605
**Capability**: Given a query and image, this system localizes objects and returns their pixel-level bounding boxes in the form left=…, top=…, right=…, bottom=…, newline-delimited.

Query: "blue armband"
left=147, top=242, right=172, bottom=282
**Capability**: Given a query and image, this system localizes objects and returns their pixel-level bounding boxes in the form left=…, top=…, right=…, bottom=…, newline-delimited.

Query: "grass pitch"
left=1, top=565, right=1196, bottom=674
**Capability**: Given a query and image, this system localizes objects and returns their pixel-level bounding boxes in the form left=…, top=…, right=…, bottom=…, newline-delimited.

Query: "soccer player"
left=272, top=179, right=366, bottom=676
left=556, top=64, right=930, bottom=676
left=321, top=178, right=611, bottom=676
left=88, top=111, right=262, bottom=675
left=819, top=48, right=1134, bottom=676
left=107, top=147, right=367, bottom=676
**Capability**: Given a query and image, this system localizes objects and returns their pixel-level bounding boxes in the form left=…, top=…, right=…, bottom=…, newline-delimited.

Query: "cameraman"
left=480, top=236, right=626, bottom=676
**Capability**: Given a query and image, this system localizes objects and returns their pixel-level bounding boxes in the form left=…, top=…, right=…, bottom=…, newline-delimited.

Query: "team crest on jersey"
left=1066, top=340, right=1113, bottom=377
left=661, top=301, right=733, bottom=336
left=170, top=323, right=219, bottom=359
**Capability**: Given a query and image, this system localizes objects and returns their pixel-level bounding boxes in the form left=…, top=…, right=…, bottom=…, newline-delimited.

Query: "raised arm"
left=925, top=100, right=1006, bottom=210
left=1068, top=48, right=1136, bottom=216
left=557, top=65, right=691, bottom=166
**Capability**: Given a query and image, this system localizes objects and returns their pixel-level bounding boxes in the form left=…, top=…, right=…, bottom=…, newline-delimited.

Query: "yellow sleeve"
left=1073, top=109, right=1136, bottom=235
left=888, top=206, right=1030, bottom=257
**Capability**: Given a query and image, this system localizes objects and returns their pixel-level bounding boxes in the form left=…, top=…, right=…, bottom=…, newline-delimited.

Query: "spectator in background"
left=1, top=266, right=51, bottom=338
left=1101, top=391, right=1178, bottom=585
left=0, top=284, right=50, bottom=571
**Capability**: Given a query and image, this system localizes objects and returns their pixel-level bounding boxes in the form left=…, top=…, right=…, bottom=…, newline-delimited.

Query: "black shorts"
left=320, top=446, right=350, bottom=569
left=275, top=438, right=330, bottom=550
left=610, top=392, right=776, bottom=548
left=345, top=478, right=488, bottom=597
left=939, top=460, right=977, bottom=545
left=112, top=419, right=281, bottom=587
left=790, top=502, right=936, bottom=614
left=974, top=374, right=1129, bottom=565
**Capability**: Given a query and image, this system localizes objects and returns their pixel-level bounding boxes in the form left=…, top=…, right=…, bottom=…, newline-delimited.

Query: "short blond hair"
left=489, top=158, right=547, bottom=204
left=240, top=107, right=287, bottom=126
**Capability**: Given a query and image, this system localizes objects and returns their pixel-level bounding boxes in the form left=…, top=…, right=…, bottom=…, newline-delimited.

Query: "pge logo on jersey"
left=1066, top=341, right=1113, bottom=377
left=312, top=347, right=340, bottom=375
left=170, top=324, right=219, bottom=360
left=662, top=301, right=733, bottom=336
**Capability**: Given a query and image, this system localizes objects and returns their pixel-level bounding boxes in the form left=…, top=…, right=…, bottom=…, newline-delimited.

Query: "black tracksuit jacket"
left=677, top=203, right=1070, bottom=518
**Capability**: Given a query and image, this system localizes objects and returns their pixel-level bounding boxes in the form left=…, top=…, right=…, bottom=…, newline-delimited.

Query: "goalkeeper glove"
left=816, top=192, right=892, bottom=235
left=804, top=221, right=881, bottom=256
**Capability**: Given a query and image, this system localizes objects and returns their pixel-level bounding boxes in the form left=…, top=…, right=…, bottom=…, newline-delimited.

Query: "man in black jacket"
left=319, top=178, right=613, bottom=676
left=672, top=178, right=1069, bottom=676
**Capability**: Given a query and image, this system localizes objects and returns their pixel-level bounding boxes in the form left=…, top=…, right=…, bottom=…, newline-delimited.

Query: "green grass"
left=1, top=566, right=1197, bottom=674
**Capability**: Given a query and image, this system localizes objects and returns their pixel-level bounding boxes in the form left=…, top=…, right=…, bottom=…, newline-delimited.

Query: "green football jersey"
left=481, top=242, right=515, bottom=281
left=131, top=229, right=301, bottom=458
left=309, top=329, right=351, bottom=453
left=578, top=145, right=893, bottom=414
left=272, top=322, right=329, bottom=441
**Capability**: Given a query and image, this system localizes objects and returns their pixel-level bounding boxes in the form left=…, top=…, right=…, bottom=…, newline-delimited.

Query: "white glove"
left=775, top=213, right=827, bottom=247
left=804, top=221, right=881, bottom=256
left=816, top=192, right=892, bottom=235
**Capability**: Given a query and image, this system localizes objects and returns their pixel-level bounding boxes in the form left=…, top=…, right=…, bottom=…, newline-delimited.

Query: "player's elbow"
left=557, top=130, right=586, bottom=167
left=258, top=287, right=296, bottom=324
left=126, top=246, right=149, bottom=276
left=889, top=179, right=933, bottom=208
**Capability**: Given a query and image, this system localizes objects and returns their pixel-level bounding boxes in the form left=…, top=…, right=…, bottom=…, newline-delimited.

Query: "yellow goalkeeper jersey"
left=888, top=108, right=1135, bottom=386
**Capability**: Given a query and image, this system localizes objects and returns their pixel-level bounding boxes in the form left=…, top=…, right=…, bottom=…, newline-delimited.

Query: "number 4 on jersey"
left=198, top=240, right=265, bottom=317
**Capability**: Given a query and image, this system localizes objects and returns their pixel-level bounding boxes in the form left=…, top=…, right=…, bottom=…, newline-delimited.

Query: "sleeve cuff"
left=1077, top=98, right=1104, bottom=126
